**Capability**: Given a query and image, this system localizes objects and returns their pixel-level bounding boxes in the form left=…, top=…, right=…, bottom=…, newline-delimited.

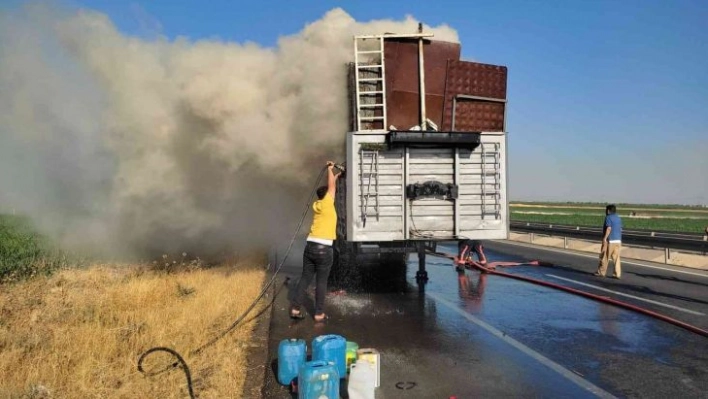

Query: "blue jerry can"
left=312, top=334, right=347, bottom=378
left=298, top=360, right=339, bottom=399
left=277, top=338, right=307, bottom=386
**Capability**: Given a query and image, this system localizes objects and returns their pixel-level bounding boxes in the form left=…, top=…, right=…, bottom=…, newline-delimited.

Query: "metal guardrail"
left=510, top=221, right=708, bottom=254
left=512, top=223, right=706, bottom=240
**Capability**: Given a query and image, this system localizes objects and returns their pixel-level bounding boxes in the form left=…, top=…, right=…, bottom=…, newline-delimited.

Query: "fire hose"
left=430, top=251, right=708, bottom=338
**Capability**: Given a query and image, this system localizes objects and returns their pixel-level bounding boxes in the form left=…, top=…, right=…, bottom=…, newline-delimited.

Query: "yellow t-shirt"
left=308, top=193, right=337, bottom=240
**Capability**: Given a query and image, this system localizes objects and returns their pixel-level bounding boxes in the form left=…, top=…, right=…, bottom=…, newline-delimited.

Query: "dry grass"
left=0, top=256, right=268, bottom=399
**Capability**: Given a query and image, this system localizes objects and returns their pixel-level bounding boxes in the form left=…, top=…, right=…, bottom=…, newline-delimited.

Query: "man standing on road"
left=290, top=161, right=341, bottom=322
left=595, top=204, right=623, bottom=279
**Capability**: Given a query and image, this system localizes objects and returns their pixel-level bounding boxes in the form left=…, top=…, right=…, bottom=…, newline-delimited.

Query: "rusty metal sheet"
left=448, top=101, right=505, bottom=131
left=384, top=40, right=460, bottom=130
left=388, top=92, right=445, bottom=131
left=442, top=61, right=508, bottom=132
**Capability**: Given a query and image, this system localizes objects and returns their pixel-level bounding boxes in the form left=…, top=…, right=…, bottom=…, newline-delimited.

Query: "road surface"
left=261, top=240, right=708, bottom=398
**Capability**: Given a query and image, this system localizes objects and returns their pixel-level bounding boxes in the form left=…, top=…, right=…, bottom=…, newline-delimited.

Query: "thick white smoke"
left=0, top=3, right=458, bottom=258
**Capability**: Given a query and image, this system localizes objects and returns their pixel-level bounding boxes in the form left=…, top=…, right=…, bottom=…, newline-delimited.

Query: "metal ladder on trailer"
left=481, top=143, right=502, bottom=219
left=360, top=149, right=380, bottom=227
left=353, top=31, right=434, bottom=131
left=354, top=36, right=387, bottom=131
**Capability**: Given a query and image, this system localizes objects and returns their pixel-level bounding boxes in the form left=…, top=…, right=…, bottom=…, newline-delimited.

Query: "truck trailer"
left=334, top=25, right=509, bottom=284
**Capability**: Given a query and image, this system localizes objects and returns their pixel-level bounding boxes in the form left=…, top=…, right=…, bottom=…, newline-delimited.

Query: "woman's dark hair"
left=316, top=186, right=328, bottom=200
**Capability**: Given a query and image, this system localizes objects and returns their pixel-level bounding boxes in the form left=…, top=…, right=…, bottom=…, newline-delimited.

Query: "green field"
left=511, top=202, right=708, bottom=233
left=0, top=214, right=69, bottom=282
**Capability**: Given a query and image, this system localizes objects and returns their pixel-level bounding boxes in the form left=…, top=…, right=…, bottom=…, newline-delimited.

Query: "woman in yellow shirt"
left=290, top=161, right=341, bottom=322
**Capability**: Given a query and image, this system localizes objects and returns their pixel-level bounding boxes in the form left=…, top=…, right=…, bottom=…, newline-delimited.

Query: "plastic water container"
left=312, top=334, right=347, bottom=378
left=348, top=359, right=376, bottom=399
left=277, top=338, right=306, bottom=386
left=298, top=360, right=339, bottom=399
left=345, top=341, right=359, bottom=372
left=356, top=348, right=380, bottom=387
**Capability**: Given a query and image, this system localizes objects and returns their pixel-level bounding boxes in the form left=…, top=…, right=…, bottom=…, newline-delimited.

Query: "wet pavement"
left=485, top=240, right=708, bottom=332
left=261, top=241, right=708, bottom=398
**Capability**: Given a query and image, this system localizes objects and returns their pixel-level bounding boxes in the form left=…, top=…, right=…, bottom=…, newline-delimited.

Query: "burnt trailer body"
left=335, top=30, right=509, bottom=277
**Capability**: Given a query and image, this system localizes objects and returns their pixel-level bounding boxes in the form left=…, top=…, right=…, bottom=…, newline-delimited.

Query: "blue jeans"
left=292, top=242, right=334, bottom=315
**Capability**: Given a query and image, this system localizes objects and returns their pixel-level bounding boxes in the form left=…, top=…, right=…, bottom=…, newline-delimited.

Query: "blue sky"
left=5, top=0, right=708, bottom=204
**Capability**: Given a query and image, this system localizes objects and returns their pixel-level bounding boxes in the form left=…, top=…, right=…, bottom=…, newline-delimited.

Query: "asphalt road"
left=261, top=241, right=708, bottom=398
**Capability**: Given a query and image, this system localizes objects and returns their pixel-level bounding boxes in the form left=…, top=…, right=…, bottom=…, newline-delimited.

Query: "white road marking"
left=427, top=292, right=617, bottom=399
left=498, top=240, right=708, bottom=278
left=546, top=274, right=705, bottom=316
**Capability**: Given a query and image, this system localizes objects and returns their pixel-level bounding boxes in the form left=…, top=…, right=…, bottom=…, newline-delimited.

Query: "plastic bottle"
left=345, top=341, right=359, bottom=372
left=298, top=360, right=339, bottom=399
left=356, top=348, right=380, bottom=387
left=347, top=359, right=376, bottom=399
left=277, top=338, right=306, bottom=386
left=312, top=334, right=347, bottom=378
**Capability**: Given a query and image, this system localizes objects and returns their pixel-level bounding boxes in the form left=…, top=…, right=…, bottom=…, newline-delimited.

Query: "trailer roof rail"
left=354, top=33, right=434, bottom=40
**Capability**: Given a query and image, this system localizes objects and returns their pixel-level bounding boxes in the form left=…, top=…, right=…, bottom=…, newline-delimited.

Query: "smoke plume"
left=0, top=4, right=458, bottom=258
